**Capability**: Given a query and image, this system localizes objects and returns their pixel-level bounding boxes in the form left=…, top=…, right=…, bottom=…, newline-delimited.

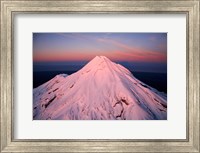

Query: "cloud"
left=33, top=33, right=167, bottom=63
left=96, top=38, right=167, bottom=62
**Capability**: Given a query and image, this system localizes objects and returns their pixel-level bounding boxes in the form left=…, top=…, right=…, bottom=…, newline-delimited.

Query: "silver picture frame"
left=0, top=0, right=199, bottom=152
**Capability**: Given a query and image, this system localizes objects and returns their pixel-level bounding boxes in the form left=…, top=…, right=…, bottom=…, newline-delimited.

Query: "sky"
left=33, top=33, right=167, bottom=73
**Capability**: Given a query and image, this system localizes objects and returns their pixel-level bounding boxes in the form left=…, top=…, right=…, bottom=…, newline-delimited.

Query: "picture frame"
left=0, top=0, right=199, bottom=152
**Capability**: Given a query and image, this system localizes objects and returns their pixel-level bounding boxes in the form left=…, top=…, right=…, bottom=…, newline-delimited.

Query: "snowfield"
left=33, top=56, right=167, bottom=120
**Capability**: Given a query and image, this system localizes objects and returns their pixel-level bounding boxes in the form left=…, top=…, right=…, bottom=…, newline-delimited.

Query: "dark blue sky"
left=33, top=33, right=167, bottom=73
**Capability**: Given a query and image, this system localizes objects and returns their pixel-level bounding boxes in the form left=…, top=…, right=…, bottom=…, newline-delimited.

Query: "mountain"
left=33, top=56, right=167, bottom=120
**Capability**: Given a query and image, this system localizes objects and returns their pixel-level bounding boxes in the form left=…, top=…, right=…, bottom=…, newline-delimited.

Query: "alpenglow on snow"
left=33, top=56, right=167, bottom=120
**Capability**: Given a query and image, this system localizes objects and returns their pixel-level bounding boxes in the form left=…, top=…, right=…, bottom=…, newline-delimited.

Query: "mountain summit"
left=33, top=56, right=167, bottom=120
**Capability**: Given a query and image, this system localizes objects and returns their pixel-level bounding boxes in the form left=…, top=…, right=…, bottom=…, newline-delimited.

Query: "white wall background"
left=14, top=14, right=186, bottom=139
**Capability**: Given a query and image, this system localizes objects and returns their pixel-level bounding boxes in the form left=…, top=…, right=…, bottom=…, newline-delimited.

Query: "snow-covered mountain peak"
left=93, top=55, right=110, bottom=61
left=89, top=55, right=113, bottom=65
left=33, top=56, right=167, bottom=120
left=79, top=56, right=124, bottom=78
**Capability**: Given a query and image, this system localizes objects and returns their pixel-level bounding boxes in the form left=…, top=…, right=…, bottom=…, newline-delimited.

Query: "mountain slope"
left=33, top=56, right=167, bottom=120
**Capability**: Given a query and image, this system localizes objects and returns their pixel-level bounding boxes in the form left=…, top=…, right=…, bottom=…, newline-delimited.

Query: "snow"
left=33, top=56, right=167, bottom=120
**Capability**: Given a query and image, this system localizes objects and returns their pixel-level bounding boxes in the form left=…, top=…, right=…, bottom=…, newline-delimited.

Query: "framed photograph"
left=33, top=32, right=167, bottom=120
left=0, top=0, right=199, bottom=152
